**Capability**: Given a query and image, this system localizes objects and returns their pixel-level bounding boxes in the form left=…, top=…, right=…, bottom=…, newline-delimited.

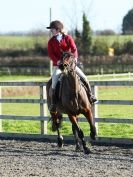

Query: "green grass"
left=0, top=73, right=133, bottom=82
left=0, top=35, right=133, bottom=50
left=93, top=35, right=133, bottom=46
left=0, top=75, right=50, bottom=81
left=0, top=35, right=48, bottom=50
left=0, top=36, right=33, bottom=49
left=98, top=86, right=133, bottom=100
left=0, top=75, right=133, bottom=138
left=97, top=86, right=133, bottom=138
left=88, top=73, right=133, bottom=81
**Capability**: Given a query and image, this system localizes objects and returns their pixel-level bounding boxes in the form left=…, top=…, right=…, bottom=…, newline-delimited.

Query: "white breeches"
left=75, top=66, right=87, bottom=81
left=52, top=66, right=62, bottom=89
left=51, top=66, right=87, bottom=89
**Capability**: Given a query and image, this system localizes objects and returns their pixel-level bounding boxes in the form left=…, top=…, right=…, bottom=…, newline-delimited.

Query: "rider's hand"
left=75, top=58, right=77, bottom=63
left=57, top=60, right=61, bottom=66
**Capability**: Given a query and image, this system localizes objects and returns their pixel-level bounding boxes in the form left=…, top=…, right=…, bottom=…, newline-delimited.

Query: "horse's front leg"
left=68, top=114, right=91, bottom=154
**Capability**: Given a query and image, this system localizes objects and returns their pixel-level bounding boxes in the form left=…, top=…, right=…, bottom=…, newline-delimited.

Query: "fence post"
left=92, top=85, right=99, bottom=135
left=43, top=86, right=48, bottom=134
left=0, top=87, right=2, bottom=132
left=40, top=85, right=48, bottom=134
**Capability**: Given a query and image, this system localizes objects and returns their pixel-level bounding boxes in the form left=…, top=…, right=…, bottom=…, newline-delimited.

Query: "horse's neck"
left=66, top=71, right=80, bottom=93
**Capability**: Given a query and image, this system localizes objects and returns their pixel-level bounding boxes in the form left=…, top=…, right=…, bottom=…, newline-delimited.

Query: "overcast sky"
left=0, top=0, right=133, bottom=33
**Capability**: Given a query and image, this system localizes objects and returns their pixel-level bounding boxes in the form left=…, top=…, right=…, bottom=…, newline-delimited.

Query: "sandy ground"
left=0, top=140, right=132, bottom=177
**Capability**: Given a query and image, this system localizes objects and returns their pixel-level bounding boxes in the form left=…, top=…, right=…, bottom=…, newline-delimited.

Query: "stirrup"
left=90, top=95, right=98, bottom=104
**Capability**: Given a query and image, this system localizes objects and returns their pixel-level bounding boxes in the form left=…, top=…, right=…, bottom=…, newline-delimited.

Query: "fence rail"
left=0, top=81, right=133, bottom=145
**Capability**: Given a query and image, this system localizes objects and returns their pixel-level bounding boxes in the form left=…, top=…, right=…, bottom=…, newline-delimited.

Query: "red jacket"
left=47, top=34, right=78, bottom=66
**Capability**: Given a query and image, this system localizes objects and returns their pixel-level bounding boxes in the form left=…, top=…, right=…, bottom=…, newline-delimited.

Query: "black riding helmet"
left=46, top=20, right=64, bottom=31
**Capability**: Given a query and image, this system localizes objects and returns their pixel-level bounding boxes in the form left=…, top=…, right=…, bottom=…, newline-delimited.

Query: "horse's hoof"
left=75, top=144, right=81, bottom=151
left=57, top=136, right=63, bottom=148
left=90, top=127, right=97, bottom=140
left=90, top=132, right=96, bottom=140
left=84, top=147, right=91, bottom=154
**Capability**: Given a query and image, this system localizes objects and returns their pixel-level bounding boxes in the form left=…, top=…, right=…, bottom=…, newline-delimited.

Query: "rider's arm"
left=47, top=39, right=59, bottom=66
left=67, top=35, right=78, bottom=59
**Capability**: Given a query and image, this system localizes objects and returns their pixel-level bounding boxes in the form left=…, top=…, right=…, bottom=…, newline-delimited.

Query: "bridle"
left=59, top=52, right=76, bottom=71
left=59, top=52, right=82, bottom=94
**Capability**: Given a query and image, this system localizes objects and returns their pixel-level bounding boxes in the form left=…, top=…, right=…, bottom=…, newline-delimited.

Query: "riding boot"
left=49, top=89, right=57, bottom=113
left=84, top=81, right=97, bottom=104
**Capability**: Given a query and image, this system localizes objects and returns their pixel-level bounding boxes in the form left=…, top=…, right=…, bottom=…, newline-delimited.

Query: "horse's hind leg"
left=83, top=109, right=96, bottom=140
left=57, top=128, right=63, bottom=148
left=69, top=114, right=91, bottom=154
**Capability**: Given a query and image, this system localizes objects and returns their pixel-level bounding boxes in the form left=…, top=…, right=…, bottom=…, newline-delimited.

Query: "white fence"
left=0, top=81, right=133, bottom=145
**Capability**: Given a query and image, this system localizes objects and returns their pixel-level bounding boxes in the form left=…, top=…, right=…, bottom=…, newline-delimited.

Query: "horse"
left=46, top=52, right=96, bottom=154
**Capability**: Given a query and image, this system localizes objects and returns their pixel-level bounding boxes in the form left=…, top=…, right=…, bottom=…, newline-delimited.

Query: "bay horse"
left=46, top=52, right=96, bottom=154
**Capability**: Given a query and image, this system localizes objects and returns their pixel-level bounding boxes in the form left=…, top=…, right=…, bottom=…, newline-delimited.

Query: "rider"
left=46, top=20, right=97, bottom=112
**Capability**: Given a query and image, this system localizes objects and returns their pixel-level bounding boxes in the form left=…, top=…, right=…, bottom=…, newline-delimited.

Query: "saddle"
left=55, top=73, right=86, bottom=102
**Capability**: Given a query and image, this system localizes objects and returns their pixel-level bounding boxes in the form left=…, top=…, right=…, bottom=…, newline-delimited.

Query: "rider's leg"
left=75, top=66, right=97, bottom=104
left=49, top=67, right=62, bottom=112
